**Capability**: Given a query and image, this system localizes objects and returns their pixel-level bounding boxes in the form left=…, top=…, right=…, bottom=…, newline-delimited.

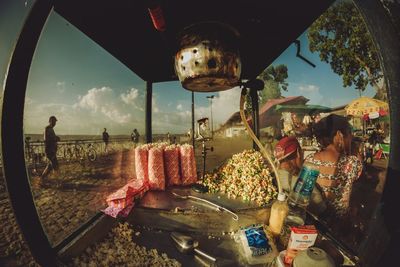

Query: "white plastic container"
left=269, top=193, right=289, bottom=236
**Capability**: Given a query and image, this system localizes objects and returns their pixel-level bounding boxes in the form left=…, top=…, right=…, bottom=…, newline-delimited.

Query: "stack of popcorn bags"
left=103, top=143, right=197, bottom=218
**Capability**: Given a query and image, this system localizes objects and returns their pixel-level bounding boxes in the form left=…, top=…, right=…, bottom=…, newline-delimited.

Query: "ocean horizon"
left=25, top=133, right=187, bottom=142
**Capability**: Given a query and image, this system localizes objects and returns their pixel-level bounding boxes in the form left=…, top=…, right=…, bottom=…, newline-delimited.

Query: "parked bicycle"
left=58, top=141, right=97, bottom=163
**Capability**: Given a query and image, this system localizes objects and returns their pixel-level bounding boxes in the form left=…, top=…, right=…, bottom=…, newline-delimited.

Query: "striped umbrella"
left=345, top=96, right=389, bottom=117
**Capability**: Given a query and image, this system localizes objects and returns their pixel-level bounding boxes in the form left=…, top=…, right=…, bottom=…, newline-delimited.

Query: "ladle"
left=171, top=191, right=239, bottom=220
left=170, top=231, right=216, bottom=263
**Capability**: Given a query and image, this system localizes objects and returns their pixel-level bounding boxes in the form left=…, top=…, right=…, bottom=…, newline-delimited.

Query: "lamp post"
left=206, top=95, right=215, bottom=138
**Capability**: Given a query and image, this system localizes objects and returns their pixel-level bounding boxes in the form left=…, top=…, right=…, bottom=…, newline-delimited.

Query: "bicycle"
left=85, top=143, right=97, bottom=162
left=58, top=141, right=97, bottom=163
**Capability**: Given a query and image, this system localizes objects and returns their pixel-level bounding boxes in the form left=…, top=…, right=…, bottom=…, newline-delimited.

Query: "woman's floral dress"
left=304, top=154, right=362, bottom=216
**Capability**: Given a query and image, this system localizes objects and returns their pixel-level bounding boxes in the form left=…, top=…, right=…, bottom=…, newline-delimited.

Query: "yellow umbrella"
left=345, top=96, right=389, bottom=117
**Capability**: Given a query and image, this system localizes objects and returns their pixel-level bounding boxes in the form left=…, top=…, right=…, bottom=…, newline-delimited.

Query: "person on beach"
left=103, top=128, right=110, bottom=152
left=41, top=116, right=60, bottom=179
left=131, top=129, right=140, bottom=146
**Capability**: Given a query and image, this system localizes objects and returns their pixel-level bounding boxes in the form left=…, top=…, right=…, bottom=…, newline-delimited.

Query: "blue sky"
left=1, top=0, right=375, bottom=135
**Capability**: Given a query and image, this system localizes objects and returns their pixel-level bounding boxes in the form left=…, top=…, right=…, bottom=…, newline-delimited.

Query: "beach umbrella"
left=345, top=96, right=389, bottom=117
left=346, top=96, right=389, bottom=136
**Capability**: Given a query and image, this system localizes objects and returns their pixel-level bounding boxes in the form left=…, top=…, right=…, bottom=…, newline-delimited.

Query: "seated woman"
left=306, top=114, right=363, bottom=217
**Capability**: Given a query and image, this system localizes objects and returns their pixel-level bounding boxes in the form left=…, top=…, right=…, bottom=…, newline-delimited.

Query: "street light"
left=206, top=95, right=215, bottom=138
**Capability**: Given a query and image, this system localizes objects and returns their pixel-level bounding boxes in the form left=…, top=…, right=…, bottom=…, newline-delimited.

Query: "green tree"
left=246, top=64, right=289, bottom=112
left=308, top=1, right=387, bottom=101
left=258, top=64, right=288, bottom=103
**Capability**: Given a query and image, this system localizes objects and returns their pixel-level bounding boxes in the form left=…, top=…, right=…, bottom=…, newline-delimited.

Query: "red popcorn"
left=148, top=147, right=166, bottom=190
left=164, top=145, right=181, bottom=186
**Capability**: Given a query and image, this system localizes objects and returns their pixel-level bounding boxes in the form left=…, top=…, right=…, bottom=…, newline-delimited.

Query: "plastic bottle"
left=269, top=193, right=289, bottom=236
left=286, top=163, right=320, bottom=226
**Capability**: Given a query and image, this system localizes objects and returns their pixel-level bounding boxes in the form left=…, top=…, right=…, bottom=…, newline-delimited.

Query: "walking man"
left=41, top=116, right=60, bottom=179
left=103, top=128, right=110, bottom=152
left=131, top=129, right=140, bottom=146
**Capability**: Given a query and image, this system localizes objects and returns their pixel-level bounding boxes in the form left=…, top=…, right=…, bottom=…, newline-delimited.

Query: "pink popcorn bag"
left=102, top=203, right=135, bottom=218
left=164, top=145, right=181, bottom=186
left=180, top=144, right=197, bottom=185
left=135, top=146, right=149, bottom=185
left=148, top=146, right=166, bottom=190
left=104, top=179, right=149, bottom=218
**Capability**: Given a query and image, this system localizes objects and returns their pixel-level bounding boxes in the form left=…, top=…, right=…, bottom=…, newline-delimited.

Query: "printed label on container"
left=284, top=225, right=318, bottom=265
left=244, top=225, right=272, bottom=256
left=293, top=166, right=319, bottom=197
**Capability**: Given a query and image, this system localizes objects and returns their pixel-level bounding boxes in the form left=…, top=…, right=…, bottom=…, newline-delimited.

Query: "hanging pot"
left=174, top=22, right=241, bottom=92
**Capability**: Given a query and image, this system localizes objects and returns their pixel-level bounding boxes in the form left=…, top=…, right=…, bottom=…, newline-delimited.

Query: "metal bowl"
left=292, top=247, right=335, bottom=267
left=174, top=22, right=241, bottom=92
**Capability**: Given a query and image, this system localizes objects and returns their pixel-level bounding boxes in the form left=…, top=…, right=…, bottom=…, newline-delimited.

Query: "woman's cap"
left=274, top=136, right=300, bottom=161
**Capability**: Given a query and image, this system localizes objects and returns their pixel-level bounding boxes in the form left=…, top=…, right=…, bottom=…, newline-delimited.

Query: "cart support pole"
left=1, top=0, right=57, bottom=265
left=146, top=81, right=153, bottom=143
left=250, top=87, right=260, bottom=150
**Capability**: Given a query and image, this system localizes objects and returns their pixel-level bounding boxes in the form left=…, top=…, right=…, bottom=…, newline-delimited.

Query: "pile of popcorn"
left=200, top=149, right=277, bottom=206
left=68, top=223, right=181, bottom=267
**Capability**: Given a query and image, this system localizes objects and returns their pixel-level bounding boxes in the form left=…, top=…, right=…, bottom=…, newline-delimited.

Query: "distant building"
left=221, top=96, right=310, bottom=138
left=219, top=112, right=246, bottom=137
left=258, top=96, right=309, bottom=129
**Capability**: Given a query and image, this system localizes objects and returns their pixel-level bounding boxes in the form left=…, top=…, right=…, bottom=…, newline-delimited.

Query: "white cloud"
left=299, top=84, right=319, bottom=93
left=23, top=86, right=147, bottom=135
left=195, top=87, right=242, bottom=128
left=120, top=87, right=139, bottom=104
left=284, top=83, right=335, bottom=107
left=153, top=110, right=192, bottom=134
left=73, top=87, right=133, bottom=123
left=24, top=85, right=245, bottom=135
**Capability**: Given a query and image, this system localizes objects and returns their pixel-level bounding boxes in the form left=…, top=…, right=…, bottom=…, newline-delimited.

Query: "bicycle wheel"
left=74, top=144, right=85, bottom=161
left=65, top=147, right=74, bottom=162
left=87, top=148, right=97, bottom=162
left=56, top=146, right=64, bottom=159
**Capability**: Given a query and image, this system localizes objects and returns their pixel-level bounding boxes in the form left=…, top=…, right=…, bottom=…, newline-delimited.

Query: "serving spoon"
left=171, top=191, right=239, bottom=221
left=170, top=231, right=216, bottom=263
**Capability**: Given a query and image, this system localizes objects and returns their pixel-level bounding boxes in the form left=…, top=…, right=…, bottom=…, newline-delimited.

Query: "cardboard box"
left=284, top=225, right=318, bottom=265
